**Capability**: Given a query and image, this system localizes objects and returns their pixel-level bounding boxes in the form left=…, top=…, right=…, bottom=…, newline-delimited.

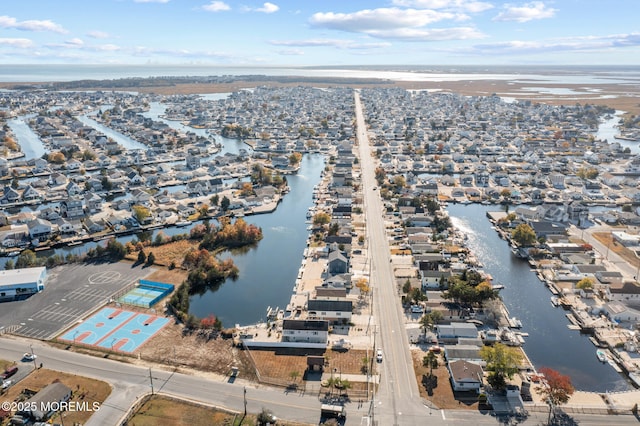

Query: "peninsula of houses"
left=2, top=81, right=640, bottom=415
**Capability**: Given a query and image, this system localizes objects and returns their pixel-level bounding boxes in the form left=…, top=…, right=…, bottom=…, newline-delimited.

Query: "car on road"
left=1, top=379, right=12, bottom=389
left=376, top=349, right=383, bottom=363
left=1, top=366, right=18, bottom=380
left=23, top=352, right=37, bottom=361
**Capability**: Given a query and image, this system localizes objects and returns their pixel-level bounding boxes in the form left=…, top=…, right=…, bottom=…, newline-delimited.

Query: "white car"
left=1, top=379, right=12, bottom=389
left=23, top=352, right=37, bottom=361
left=376, top=349, right=383, bottom=363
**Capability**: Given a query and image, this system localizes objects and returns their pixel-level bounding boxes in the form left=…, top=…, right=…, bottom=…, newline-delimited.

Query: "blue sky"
left=0, top=0, right=639, bottom=66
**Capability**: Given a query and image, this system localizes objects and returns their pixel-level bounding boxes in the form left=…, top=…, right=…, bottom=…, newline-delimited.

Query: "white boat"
left=596, top=349, right=607, bottom=363
left=175, top=220, right=192, bottom=227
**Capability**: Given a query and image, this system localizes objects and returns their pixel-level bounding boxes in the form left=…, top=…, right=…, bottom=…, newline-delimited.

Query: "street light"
left=29, top=344, right=37, bottom=369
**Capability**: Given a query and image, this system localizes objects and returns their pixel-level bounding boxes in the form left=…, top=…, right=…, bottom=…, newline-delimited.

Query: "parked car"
left=1, top=379, right=12, bottom=389
left=376, top=349, right=383, bottom=363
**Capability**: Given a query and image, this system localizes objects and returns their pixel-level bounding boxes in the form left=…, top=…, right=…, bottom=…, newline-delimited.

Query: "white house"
left=281, top=320, right=329, bottom=344
left=307, top=299, right=352, bottom=323
left=448, top=360, right=483, bottom=392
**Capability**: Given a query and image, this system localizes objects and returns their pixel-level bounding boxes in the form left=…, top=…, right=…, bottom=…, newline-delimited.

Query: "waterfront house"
left=603, top=301, right=640, bottom=325
left=281, top=319, right=329, bottom=344
left=27, top=218, right=53, bottom=242
left=327, top=250, right=349, bottom=275
left=21, top=185, right=42, bottom=202
left=307, top=299, right=352, bottom=323
left=1, top=186, right=20, bottom=204
left=436, top=322, right=479, bottom=343
left=448, top=360, right=483, bottom=392
left=60, top=197, right=84, bottom=219
left=606, top=281, right=640, bottom=303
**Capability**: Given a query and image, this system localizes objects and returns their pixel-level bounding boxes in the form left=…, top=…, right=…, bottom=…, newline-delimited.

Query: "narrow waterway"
left=76, top=114, right=148, bottom=151
left=189, top=154, right=325, bottom=327
left=447, top=203, right=631, bottom=392
left=6, top=115, right=46, bottom=160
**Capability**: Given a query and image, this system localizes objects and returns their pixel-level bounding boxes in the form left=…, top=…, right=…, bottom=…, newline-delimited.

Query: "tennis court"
left=117, top=280, right=174, bottom=308
left=59, top=307, right=170, bottom=353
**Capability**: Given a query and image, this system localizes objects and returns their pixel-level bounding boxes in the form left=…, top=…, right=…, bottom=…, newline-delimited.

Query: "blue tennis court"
left=118, top=280, right=174, bottom=308
left=59, top=307, right=169, bottom=353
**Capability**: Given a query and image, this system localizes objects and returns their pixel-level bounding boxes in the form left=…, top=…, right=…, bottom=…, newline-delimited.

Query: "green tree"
left=423, top=351, right=439, bottom=377
left=220, top=195, right=230, bottom=211
left=511, top=223, right=537, bottom=247
left=16, top=250, right=38, bottom=268
left=480, top=343, right=523, bottom=390
left=146, top=252, right=156, bottom=266
left=137, top=250, right=146, bottom=264
left=210, top=194, right=219, bottom=206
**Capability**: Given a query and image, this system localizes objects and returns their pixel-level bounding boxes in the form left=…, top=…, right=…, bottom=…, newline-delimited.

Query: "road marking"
left=441, top=409, right=446, bottom=420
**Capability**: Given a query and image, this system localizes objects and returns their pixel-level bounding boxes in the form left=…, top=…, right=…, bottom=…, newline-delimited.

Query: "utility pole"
left=243, top=386, right=247, bottom=416
left=149, top=368, right=154, bottom=395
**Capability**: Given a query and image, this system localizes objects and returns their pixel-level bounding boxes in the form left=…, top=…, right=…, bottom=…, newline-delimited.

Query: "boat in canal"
left=597, top=349, right=607, bottom=363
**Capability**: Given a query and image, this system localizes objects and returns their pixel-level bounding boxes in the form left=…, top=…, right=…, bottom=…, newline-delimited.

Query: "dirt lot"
left=126, top=394, right=313, bottom=426
left=592, top=231, right=640, bottom=269
left=248, top=348, right=370, bottom=394
left=412, top=349, right=479, bottom=410
left=0, top=368, right=111, bottom=425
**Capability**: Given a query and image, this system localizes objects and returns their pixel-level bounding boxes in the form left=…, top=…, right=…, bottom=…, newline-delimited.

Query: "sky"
left=0, top=0, right=639, bottom=66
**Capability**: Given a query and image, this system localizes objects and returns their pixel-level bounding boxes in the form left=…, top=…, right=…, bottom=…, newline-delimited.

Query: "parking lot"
left=0, top=262, right=155, bottom=340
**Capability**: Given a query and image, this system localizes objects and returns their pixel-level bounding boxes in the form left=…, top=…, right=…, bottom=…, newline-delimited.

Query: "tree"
left=576, top=277, right=594, bottom=291
left=288, top=152, right=302, bottom=165
left=240, top=182, right=254, bottom=196
left=220, top=195, right=230, bottom=211
left=355, top=277, right=370, bottom=298
left=313, top=212, right=331, bottom=226
left=137, top=250, right=146, bottom=264
left=132, top=205, right=151, bottom=224
left=257, top=407, right=276, bottom=425
left=210, top=194, right=219, bottom=206
left=423, top=351, right=439, bottom=377
left=537, top=367, right=574, bottom=424
left=511, top=223, right=537, bottom=247
left=146, top=252, right=156, bottom=266
left=479, top=343, right=523, bottom=390
left=48, top=151, right=66, bottom=164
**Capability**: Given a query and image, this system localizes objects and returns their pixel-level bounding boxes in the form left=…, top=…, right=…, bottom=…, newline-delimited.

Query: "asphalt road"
left=355, top=91, right=427, bottom=425
left=0, top=337, right=325, bottom=426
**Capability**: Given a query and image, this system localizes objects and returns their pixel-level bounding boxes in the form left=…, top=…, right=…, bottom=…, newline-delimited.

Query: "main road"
left=355, top=91, right=428, bottom=425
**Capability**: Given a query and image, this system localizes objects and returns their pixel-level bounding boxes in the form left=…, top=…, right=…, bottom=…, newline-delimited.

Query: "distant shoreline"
left=1, top=73, right=638, bottom=115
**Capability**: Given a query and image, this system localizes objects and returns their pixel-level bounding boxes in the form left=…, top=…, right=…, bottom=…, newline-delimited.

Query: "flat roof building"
left=0, top=266, right=46, bottom=301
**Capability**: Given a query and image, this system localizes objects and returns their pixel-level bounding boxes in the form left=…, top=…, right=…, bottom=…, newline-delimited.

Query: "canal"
left=447, top=203, right=631, bottom=392
left=189, top=153, right=325, bottom=327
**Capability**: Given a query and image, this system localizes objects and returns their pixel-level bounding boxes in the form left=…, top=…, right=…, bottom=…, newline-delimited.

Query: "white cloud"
left=87, top=31, right=110, bottom=39
left=202, top=1, right=231, bottom=12
left=0, top=38, right=34, bottom=48
left=369, top=26, right=484, bottom=41
left=255, top=2, right=279, bottom=14
left=270, top=38, right=391, bottom=49
left=276, top=49, right=305, bottom=56
left=392, top=0, right=493, bottom=13
left=134, top=0, right=170, bottom=3
left=493, top=1, right=556, bottom=23
left=467, top=32, right=640, bottom=55
left=310, top=8, right=461, bottom=32
left=65, top=38, right=84, bottom=47
left=0, top=15, right=67, bottom=33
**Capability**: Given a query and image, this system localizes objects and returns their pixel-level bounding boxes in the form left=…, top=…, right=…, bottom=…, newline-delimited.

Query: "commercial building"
left=0, top=266, right=46, bottom=301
